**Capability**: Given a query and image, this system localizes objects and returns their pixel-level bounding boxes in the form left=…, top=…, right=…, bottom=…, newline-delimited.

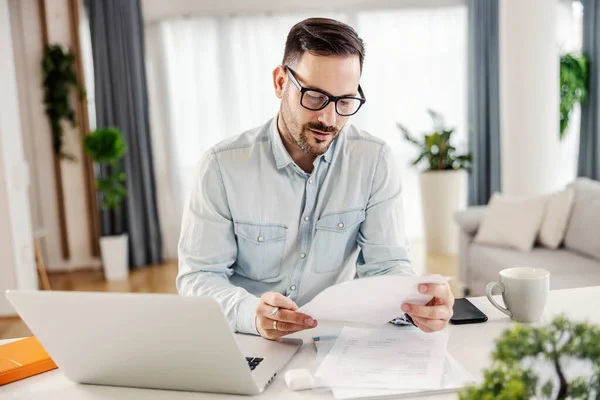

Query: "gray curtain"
left=579, top=0, right=600, bottom=180
left=86, top=0, right=163, bottom=267
left=467, top=0, right=501, bottom=205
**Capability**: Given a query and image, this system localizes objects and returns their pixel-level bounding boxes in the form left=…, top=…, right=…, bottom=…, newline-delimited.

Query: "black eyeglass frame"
left=284, top=65, right=366, bottom=116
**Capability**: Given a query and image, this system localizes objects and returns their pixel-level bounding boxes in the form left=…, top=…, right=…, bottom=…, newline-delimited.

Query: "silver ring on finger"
left=273, top=320, right=278, bottom=330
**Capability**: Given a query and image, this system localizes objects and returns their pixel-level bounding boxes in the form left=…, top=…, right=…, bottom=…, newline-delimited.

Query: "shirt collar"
left=270, top=115, right=338, bottom=170
left=322, top=134, right=337, bottom=164
left=270, top=117, right=294, bottom=170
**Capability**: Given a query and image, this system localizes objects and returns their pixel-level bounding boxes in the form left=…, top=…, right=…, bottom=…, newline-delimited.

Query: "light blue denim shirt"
left=177, top=116, right=415, bottom=334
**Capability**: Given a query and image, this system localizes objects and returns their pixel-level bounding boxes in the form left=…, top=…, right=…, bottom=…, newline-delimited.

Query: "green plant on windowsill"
left=560, top=53, right=589, bottom=140
left=459, top=315, right=600, bottom=400
left=83, top=127, right=128, bottom=236
left=397, top=109, right=472, bottom=172
left=42, top=44, right=86, bottom=161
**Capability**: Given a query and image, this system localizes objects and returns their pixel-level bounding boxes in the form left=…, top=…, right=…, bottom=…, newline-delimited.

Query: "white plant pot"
left=100, top=234, right=129, bottom=281
left=419, top=170, right=467, bottom=255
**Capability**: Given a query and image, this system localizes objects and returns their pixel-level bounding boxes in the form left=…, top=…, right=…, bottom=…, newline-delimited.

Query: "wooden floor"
left=0, top=242, right=461, bottom=340
left=0, top=260, right=179, bottom=340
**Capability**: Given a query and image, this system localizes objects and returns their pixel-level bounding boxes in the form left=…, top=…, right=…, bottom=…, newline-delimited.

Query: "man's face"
left=277, top=53, right=361, bottom=156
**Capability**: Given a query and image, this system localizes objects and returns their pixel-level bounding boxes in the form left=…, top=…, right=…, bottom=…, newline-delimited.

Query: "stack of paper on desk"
left=298, top=275, right=452, bottom=325
left=313, top=327, right=475, bottom=399
left=316, top=327, right=448, bottom=390
left=331, top=356, right=474, bottom=400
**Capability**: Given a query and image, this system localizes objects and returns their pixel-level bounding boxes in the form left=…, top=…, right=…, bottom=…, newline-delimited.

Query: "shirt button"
left=290, top=285, right=297, bottom=291
left=308, top=179, right=313, bottom=184
left=300, top=253, right=306, bottom=259
left=338, top=223, right=344, bottom=228
left=304, top=216, right=309, bottom=221
left=257, top=236, right=264, bottom=242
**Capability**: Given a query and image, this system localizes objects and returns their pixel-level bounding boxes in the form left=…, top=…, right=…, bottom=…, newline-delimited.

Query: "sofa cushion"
left=538, top=188, right=575, bottom=249
left=473, top=193, right=547, bottom=252
left=564, top=178, right=600, bottom=261
left=468, top=243, right=600, bottom=291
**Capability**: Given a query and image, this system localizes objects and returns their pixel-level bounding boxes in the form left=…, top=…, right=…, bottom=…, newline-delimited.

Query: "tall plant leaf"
left=560, top=53, right=589, bottom=140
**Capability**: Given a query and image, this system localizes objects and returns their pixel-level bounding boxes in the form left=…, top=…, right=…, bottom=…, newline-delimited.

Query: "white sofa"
left=455, top=178, right=600, bottom=296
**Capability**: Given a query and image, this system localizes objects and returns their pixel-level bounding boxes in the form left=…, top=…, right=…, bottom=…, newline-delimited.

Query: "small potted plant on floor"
left=83, top=127, right=128, bottom=280
left=397, top=110, right=472, bottom=255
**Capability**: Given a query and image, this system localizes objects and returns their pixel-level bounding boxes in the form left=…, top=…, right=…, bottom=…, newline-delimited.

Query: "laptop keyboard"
left=245, top=357, right=264, bottom=371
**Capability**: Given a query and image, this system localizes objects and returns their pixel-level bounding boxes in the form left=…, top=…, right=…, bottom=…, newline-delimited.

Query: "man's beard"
left=280, top=91, right=339, bottom=157
left=296, top=122, right=338, bottom=156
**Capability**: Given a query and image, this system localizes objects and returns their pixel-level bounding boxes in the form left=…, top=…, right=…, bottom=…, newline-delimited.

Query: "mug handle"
left=485, top=282, right=512, bottom=318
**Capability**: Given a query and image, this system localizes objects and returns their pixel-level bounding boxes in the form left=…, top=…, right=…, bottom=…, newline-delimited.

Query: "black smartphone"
left=450, top=298, right=488, bottom=325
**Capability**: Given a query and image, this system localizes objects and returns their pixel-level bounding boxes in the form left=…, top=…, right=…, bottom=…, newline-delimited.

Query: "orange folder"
left=0, top=336, right=58, bottom=385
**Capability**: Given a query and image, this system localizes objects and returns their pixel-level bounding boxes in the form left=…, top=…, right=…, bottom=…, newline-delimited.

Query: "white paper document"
left=331, top=355, right=475, bottom=399
left=298, top=275, right=451, bottom=324
left=315, top=327, right=449, bottom=390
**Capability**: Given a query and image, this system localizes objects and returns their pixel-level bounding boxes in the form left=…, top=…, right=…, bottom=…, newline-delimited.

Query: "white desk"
left=2, top=287, right=599, bottom=399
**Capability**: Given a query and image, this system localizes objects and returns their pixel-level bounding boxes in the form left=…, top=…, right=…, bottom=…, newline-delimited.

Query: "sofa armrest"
left=455, top=206, right=487, bottom=295
left=455, top=206, right=487, bottom=236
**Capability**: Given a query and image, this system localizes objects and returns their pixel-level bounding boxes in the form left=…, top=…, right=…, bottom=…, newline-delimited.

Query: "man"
left=177, top=18, right=454, bottom=340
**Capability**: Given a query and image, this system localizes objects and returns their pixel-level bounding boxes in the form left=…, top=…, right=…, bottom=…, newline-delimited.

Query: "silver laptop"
left=5, top=290, right=302, bottom=395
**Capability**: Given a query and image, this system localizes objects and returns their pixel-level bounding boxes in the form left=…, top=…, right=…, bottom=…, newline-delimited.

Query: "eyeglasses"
left=284, top=65, right=366, bottom=116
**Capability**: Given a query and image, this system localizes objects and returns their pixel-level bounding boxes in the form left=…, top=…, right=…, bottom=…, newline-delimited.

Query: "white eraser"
left=284, top=368, right=315, bottom=391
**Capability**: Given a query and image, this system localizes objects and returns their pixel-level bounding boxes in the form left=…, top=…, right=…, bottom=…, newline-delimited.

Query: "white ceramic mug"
left=485, top=267, right=550, bottom=322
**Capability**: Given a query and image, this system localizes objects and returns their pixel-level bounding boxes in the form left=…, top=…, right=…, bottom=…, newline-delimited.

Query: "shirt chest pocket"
left=312, top=209, right=365, bottom=273
left=234, top=221, right=287, bottom=282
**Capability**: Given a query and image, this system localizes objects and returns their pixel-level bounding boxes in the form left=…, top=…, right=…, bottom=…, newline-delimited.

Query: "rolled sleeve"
left=176, top=149, right=261, bottom=335
left=356, top=144, right=416, bottom=278
left=238, top=296, right=262, bottom=335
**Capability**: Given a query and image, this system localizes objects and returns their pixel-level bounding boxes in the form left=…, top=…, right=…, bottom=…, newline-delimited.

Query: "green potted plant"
left=397, top=109, right=472, bottom=255
left=560, top=53, right=588, bottom=140
left=460, top=315, right=600, bottom=399
left=83, top=127, right=128, bottom=281
left=41, top=44, right=86, bottom=160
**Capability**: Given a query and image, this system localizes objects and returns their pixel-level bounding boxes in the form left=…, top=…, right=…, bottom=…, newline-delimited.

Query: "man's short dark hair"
left=282, top=18, right=365, bottom=73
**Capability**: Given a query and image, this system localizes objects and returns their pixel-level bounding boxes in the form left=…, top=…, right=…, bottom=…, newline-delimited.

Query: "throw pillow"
left=474, top=193, right=548, bottom=252
left=564, top=178, right=600, bottom=261
left=537, top=188, right=575, bottom=249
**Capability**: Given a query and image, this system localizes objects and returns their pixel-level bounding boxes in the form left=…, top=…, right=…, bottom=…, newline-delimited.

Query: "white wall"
left=9, top=0, right=100, bottom=272
left=0, top=0, right=37, bottom=316
left=141, top=0, right=465, bottom=21
left=500, top=0, right=562, bottom=196
left=9, top=0, right=56, bottom=270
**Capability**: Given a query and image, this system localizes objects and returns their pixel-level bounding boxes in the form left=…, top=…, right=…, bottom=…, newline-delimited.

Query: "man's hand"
left=401, top=281, right=455, bottom=333
left=255, top=292, right=318, bottom=340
